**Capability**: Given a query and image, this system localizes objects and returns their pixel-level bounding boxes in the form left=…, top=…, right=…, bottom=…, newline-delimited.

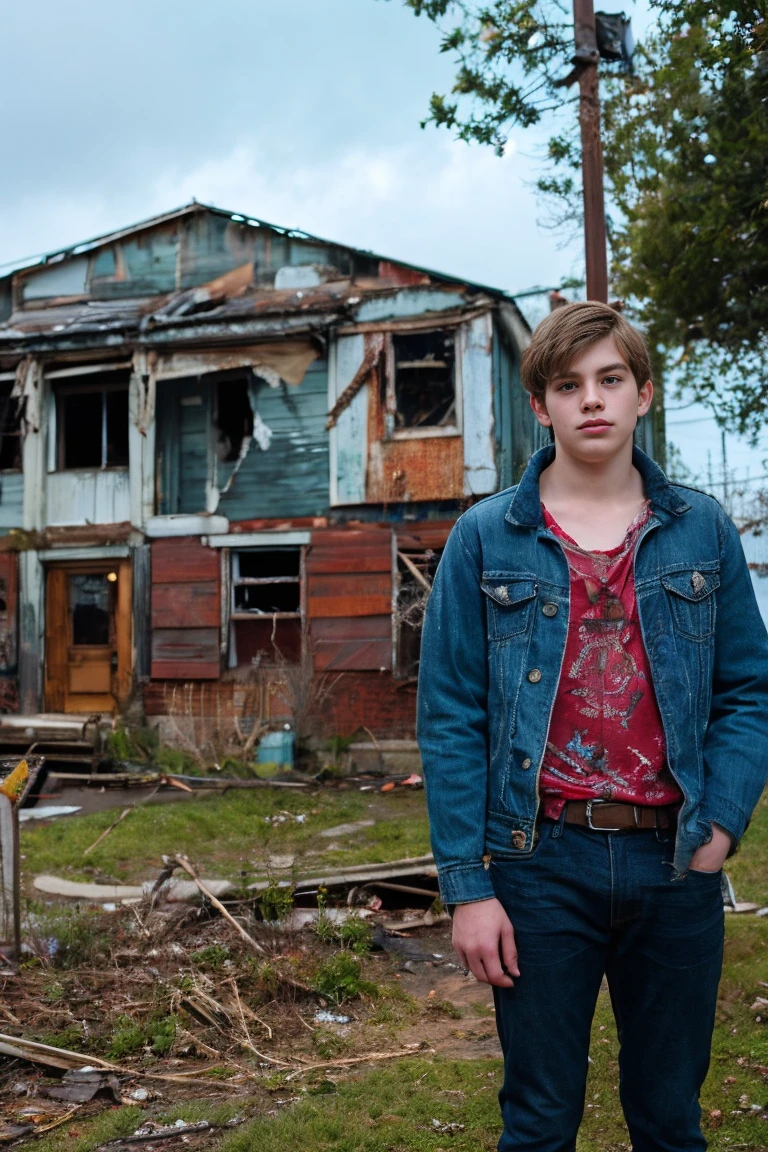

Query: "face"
left=529, top=334, right=653, bottom=463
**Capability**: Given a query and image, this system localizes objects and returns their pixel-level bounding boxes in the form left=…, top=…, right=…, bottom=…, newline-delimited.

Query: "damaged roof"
left=0, top=201, right=526, bottom=357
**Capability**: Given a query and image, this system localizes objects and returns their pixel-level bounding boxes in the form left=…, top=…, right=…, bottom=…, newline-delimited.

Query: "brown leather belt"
left=561, top=800, right=677, bottom=832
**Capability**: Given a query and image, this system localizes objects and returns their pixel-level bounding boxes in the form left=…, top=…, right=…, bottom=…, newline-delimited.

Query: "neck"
left=539, top=441, right=642, bottom=507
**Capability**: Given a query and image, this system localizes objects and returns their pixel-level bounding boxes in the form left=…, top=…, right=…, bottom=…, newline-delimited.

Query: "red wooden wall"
left=307, top=527, right=393, bottom=671
left=150, top=537, right=220, bottom=679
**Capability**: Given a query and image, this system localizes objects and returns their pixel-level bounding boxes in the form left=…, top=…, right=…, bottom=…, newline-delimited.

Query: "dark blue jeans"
left=490, top=820, right=724, bottom=1152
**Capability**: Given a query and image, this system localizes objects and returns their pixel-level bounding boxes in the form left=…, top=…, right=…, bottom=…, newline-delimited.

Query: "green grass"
left=30, top=1107, right=144, bottom=1152
left=211, top=918, right=768, bottom=1152
left=19, top=788, right=430, bottom=884
left=725, top=790, right=768, bottom=906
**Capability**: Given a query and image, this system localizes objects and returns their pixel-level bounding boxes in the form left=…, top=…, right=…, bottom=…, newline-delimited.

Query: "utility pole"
left=573, top=0, right=609, bottom=303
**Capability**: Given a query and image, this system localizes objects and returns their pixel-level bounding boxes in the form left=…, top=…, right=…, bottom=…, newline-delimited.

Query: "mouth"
left=578, top=419, right=612, bottom=430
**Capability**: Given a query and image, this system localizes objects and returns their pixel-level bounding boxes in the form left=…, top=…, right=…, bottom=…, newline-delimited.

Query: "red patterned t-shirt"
left=539, top=502, right=681, bottom=818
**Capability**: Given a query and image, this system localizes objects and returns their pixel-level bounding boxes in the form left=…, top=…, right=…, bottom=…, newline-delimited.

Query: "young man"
left=417, top=302, right=768, bottom=1152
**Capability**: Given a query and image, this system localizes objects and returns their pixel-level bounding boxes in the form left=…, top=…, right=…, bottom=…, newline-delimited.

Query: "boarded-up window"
left=150, top=538, right=220, bottom=680
left=229, top=548, right=303, bottom=667
left=307, top=529, right=393, bottom=671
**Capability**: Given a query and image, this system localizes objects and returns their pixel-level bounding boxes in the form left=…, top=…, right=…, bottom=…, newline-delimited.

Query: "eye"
left=557, top=381, right=577, bottom=392
left=603, top=375, right=621, bottom=385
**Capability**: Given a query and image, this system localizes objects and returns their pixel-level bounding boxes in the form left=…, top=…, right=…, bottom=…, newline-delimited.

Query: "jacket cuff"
left=699, top=794, right=750, bottom=846
left=437, top=862, right=496, bottom=906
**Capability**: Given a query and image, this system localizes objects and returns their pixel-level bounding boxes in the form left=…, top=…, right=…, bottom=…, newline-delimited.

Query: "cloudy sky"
left=4, top=0, right=764, bottom=491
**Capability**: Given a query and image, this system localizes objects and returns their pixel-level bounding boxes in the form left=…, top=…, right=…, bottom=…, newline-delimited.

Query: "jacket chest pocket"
left=661, top=568, right=719, bottom=641
left=481, top=575, right=538, bottom=641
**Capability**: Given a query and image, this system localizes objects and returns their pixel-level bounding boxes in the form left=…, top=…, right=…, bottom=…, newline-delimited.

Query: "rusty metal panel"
left=367, top=435, right=464, bottom=503
left=365, top=344, right=464, bottom=503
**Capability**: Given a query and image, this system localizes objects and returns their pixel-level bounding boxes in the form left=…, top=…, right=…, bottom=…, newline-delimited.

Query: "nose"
left=581, top=383, right=604, bottom=411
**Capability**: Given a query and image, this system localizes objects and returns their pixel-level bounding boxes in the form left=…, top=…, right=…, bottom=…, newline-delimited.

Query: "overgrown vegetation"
left=19, top=787, right=431, bottom=885
left=400, top=1, right=768, bottom=435
left=6, top=783, right=767, bottom=1149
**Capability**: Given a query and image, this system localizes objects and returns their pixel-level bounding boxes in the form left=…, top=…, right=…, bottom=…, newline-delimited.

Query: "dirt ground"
left=0, top=781, right=500, bottom=1149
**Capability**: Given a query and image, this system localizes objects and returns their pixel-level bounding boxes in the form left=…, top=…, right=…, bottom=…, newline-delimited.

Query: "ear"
left=529, top=393, right=552, bottom=427
left=637, top=380, right=653, bottom=418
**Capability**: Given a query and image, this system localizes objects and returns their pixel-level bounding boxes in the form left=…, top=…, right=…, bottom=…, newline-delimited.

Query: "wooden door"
left=45, top=560, right=132, bottom=714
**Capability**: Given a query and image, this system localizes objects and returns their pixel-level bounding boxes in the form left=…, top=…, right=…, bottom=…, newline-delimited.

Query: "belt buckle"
left=585, top=799, right=622, bottom=832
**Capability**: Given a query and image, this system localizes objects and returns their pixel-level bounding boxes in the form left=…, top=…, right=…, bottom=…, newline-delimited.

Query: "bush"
left=257, top=881, right=294, bottom=923
left=314, top=952, right=378, bottom=1004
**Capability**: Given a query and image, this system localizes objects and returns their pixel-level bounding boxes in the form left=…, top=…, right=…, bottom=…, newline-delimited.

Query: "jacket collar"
left=505, top=444, right=691, bottom=528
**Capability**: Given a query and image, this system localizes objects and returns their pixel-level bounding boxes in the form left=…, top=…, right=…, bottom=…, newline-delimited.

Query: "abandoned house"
left=0, top=202, right=658, bottom=741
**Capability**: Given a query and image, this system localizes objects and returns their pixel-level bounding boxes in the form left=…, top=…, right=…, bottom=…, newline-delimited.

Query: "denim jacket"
left=417, top=446, right=768, bottom=906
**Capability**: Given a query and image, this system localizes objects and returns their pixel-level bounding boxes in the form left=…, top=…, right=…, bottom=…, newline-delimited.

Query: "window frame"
left=230, top=546, right=306, bottom=624
left=52, top=377, right=131, bottom=473
left=385, top=328, right=462, bottom=441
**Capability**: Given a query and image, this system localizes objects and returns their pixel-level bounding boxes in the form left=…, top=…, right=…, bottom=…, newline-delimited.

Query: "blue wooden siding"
left=155, top=378, right=210, bottom=516
left=218, top=360, right=329, bottom=520
left=0, top=473, right=23, bottom=530
left=155, top=362, right=329, bottom=519
left=492, top=322, right=539, bottom=487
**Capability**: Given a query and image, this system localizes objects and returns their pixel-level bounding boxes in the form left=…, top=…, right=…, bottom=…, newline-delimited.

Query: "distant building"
left=0, top=202, right=549, bottom=738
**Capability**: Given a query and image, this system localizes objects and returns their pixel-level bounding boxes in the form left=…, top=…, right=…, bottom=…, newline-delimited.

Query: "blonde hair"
left=521, top=302, right=652, bottom=402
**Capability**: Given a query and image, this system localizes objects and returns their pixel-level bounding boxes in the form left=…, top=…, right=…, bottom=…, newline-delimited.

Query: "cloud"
left=0, top=136, right=582, bottom=295
left=149, top=136, right=581, bottom=292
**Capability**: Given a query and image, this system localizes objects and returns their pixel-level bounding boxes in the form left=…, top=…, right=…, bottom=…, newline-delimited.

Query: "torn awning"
left=152, top=341, right=319, bottom=387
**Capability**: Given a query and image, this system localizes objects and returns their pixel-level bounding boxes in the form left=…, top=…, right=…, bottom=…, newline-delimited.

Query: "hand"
left=452, top=897, right=520, bottom=987
left=690, top=823, right=732, bottom=873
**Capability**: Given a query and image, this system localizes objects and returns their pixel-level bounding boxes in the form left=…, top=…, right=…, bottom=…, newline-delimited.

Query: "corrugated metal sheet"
left=354, top=289, right=468, bottom=324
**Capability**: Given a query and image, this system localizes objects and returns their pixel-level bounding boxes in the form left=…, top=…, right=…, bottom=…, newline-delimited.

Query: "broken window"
left=229, top=548, right=304, bottom=667
left=215, top=376, right=254, bottom=463
left=55, top=373, right=130, bottom=469
left=394, top=547, right=443, bottom=678
left=0, top=384, right=22, bottom=471
left=389, top=331, right=456, bottom=433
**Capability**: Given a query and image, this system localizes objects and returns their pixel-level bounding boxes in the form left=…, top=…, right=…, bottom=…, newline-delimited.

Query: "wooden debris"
left=167, top=855, right=265, bottom=954
left=0, top=1032, right=244, bottom=1090
left=284, top=1043, right=433, bottom=1081
left=0, top=1032, right=118, bottom=1072
left=83, top=807, right=134, bottom=857
left=92, top=1117, right=246, bottom=1149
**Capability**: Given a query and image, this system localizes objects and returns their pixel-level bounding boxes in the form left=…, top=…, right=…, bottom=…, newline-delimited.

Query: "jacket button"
left=527, top=668, right=542, bottom=683
left=542, top=602, right=558, bottom=617
left=521, top=757, right=532, bottom=770
left=511, top=830, right=527, bottom=850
